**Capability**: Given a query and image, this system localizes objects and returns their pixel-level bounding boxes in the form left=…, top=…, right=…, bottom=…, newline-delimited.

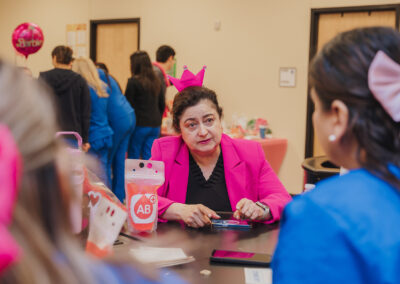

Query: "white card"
left=130, top=247, right=188, bottom=263
left=244, top=268, right=272, bottom=284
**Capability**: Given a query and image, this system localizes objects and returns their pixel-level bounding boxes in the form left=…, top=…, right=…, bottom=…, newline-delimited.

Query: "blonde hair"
left=72, top=57, right=108, bottom=98
left=0, top=62, right=157, bottom=284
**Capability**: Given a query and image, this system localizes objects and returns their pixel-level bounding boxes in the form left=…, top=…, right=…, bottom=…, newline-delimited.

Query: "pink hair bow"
left=0, top=124, right=21, bottom=275
left=168, top=65, right=206, bottom=92
left=368, top=50, right=400, bottom=122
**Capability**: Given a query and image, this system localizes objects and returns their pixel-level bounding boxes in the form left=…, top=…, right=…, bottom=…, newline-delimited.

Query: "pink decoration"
left=168, top=65, right=206, bottom=92
left=0, top=124, right=21, bottom=274
left=255, top=118, right=268, bottom=131
left=256, top=118, right=268, bottom=126
left=11, top=22, right=44, bottom=59
left=368, top=50, right=400, bottom=122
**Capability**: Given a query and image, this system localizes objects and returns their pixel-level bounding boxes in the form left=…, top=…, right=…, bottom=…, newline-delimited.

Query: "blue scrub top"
left=97, top=68, right=134, bottom=127
left=272, top=166, right=400, bottom=284
left=88, top=86, right=113, bottom=143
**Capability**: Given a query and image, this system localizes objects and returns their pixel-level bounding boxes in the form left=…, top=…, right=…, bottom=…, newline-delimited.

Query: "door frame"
left=89, top=18, right=141, bottom=62
left=305, top=4, right=400, bottom=158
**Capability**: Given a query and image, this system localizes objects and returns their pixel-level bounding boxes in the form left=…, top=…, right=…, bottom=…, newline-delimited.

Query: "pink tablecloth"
left=254, top=138, right=288, bottom=174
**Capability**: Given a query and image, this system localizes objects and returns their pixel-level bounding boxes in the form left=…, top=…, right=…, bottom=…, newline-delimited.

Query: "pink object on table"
left=254, top=138, right=288, bottom=174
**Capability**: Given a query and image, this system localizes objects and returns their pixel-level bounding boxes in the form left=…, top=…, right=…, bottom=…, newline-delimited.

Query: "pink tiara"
left=168, top=65, right=206, bottom=92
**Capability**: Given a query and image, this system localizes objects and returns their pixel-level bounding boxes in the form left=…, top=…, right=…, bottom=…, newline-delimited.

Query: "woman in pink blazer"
left=151, top=84, right=291, bottom=228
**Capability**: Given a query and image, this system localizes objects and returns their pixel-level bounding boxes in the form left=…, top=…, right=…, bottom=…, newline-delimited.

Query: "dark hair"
left=156, top=45, right=175, bottom=63
left=309, top=26, right=400, bottom=189
left=130, top=51, right=160, bottom=97
left=95, top=62, right=122, bottom=92
left=172, top=86, right=223, bottom=133
left=51, top=46, right=73, bottom=65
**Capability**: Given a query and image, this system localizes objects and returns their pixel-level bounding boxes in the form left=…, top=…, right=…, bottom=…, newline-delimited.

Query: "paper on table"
left=244, top=268, right=272, bottom=284
left=130, top=247, right=195, bottom=267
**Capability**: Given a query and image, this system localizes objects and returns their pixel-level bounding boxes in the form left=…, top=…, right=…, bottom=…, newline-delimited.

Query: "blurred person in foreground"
left=0, top=62, right=185, bottom=284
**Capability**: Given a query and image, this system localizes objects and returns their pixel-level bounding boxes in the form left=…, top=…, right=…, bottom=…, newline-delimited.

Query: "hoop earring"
left=328, top=134, right=336, bottom=142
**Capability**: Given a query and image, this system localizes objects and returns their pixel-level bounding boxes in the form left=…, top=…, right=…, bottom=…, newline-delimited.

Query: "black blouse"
left=186, top=152, right=232, bottom=212
left=124, top=77, right=165, bottom=127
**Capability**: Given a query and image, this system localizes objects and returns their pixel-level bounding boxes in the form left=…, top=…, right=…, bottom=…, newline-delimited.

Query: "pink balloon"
left=12, top=22, right=44, bottom=58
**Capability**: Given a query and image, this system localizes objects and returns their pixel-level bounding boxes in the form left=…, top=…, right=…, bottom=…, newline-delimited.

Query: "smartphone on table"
left=210, top=249, right=271, bottom=267
left=211, top=219, right=251, bottom=230
left=211, top=211, right=252, bottom=230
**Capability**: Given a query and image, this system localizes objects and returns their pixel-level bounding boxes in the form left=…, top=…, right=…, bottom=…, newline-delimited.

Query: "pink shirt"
left=151, top=134, right=291, bottom=223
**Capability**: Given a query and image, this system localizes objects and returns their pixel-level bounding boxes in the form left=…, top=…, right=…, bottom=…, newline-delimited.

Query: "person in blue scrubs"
left=96, top=63, right=136, bottom=202
left=72, top=58, right=113, bottom=185
left=272, top=27, right=400, bottom=284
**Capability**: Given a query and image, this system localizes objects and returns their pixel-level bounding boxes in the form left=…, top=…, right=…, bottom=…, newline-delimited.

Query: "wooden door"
left=312, top=10, right=396, bottom=157
left=94, top=21, right=139, bottom=92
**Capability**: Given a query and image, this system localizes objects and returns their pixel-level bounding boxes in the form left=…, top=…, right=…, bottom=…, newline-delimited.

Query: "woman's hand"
left=233, top=198, right=269, bottom=221
left=164, top=203, right=220, bottom=228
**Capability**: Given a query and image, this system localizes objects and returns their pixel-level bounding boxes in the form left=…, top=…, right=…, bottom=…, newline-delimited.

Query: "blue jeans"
left=128, top=126, right=160, bottom=160
left=107, top=113, right=136, bottom=202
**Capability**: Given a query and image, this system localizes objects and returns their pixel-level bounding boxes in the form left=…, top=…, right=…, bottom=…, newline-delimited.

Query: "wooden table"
left=116, top=221, right=279, bottom=284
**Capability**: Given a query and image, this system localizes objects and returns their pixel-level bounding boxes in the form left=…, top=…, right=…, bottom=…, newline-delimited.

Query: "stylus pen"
left=120, top=232, right=142, bottom=241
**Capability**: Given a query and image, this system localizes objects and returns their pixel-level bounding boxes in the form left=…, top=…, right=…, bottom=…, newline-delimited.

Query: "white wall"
left=0, top=0, right=398, bottom=194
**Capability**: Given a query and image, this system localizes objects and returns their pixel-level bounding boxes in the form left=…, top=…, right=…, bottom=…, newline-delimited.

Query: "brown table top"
left=115, top=220, right=279, bottom=284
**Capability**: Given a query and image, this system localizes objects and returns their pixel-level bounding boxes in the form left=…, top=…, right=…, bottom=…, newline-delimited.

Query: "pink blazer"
left=151, top=134, right=291, bottom=223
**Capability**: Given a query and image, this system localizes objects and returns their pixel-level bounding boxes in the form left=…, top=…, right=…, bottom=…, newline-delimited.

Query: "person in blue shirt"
left=272, top=27, right=400, bottom=284
left=72, top=58, right=113, bottom=185
left=96, top=63, right=136, bottom=202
